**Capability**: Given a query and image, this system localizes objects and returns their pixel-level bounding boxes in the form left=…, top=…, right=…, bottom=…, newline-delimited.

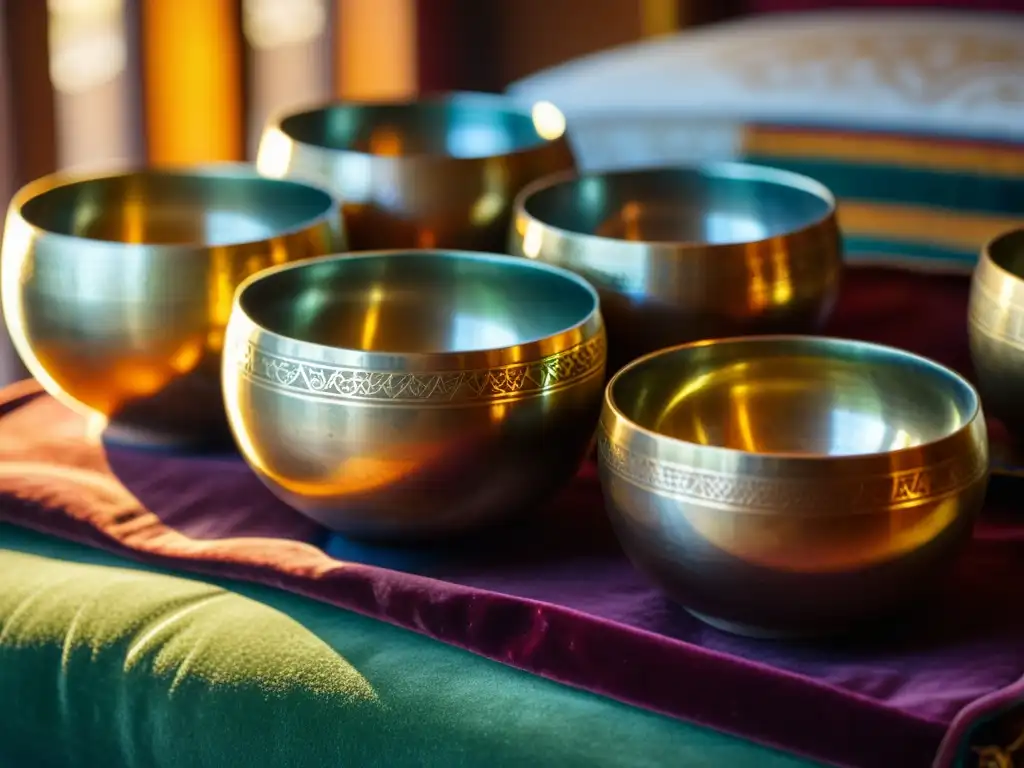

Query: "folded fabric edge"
left=933, top=675, right=1024, bottom=767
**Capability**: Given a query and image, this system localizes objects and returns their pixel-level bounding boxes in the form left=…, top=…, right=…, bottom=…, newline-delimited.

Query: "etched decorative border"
left=235, top=333, right=605, bottom=403
left=597, top=433, right=986, bottom=512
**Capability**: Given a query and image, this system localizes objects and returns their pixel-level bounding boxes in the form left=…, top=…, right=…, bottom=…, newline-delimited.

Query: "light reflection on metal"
left=258, top=94, right=576, bottom=251
left=531, top=101, right=567, bottom=142
left=1, top=167, right=344, bottom=447
left=599, top=335, right=988, bottom=638
left=509, top=164, right=841, bottom=372
left=222, top=250, right=606, bottom=539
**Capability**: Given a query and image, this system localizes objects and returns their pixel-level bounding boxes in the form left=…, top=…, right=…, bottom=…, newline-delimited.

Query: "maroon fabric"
left=415, top=0, right=502, bottom=93
left=0, top=269, right=1021, bottom=768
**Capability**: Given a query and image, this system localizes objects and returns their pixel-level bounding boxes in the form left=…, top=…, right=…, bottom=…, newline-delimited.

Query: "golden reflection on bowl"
left=1, top=166, right=345, bottom=447
left=598, top=335, right=988, bottom=638
left=969, top=228, right=1024, bottom=438
left=257, top=93, right=575, bottom=252
left=510, top=164, right=842, bottom=372
left=223, top=249, right=605, bottom=540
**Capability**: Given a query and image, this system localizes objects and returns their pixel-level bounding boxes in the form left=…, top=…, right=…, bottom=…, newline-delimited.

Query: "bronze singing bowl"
left=256, top=93, right=575, bottom=252
left=510, top=164, right=842, bottom=372
left=0, top=166, right=345, bottom=447
left=223, top=249, right=606, bottom=540
left=599, top=336, right=988, bottom=639
left=969, top=228, right=1024, bottom=438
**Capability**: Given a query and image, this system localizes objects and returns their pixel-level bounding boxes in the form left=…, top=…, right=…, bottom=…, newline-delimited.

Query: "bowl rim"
left=261, top=91, right=569, bottom=163
left=230, top=248, right=604, bottom=369
left=7, top=162, right=339, bottom=250
left=603, top=334, right=982, bottom=464
left=978, top=226, right=1024, bottom=281
left=511, top=162, right=838, bottom=253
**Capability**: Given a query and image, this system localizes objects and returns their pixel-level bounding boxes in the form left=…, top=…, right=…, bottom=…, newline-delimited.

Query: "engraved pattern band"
left=598, top=433, right=987, bottom=512
left=237, top=333, right=606, bottom=404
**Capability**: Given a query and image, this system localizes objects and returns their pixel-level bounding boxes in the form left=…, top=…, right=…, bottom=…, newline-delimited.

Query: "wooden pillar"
left=2, top=0, right=58, bottom=186
left=334, top=0, right=417, bottom=99
left=0, top=0, right=51, bottom=383
left=640, top=0, right=681, bottom=35
left=139, top=0, right=245, bottom=164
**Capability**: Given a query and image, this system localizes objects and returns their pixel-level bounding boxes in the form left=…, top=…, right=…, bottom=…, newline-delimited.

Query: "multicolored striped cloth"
left=740, top=124, right=1024, bottom=272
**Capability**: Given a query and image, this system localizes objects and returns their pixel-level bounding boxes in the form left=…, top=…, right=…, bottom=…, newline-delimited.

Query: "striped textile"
left=740, top=124, right=1024, bottom=272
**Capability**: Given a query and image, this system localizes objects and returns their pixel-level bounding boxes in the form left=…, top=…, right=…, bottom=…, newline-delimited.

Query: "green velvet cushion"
left=0, top=524, right=821, bottom=768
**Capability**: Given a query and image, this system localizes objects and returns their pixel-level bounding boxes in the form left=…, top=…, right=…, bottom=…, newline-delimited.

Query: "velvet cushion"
left=0, top=523, right=819, bottom=768
left=507, top=10, right=1024, bottom=273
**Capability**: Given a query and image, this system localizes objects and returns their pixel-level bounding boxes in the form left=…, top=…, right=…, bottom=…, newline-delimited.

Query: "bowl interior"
left=987, top=228, right=1024, bottom=277
left=524, top=167, right=832, bottom=246
left=610, top=338, right=975, bottom=457
left=20, top=171, right=334, bottom=247
left=240, top=252, right=596, bottom=354
left=279, top=95, right=553, bottom=159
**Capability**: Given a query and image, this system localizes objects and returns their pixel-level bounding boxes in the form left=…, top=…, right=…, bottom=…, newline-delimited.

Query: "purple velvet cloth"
left=0, top=269, right=1020, bottom=768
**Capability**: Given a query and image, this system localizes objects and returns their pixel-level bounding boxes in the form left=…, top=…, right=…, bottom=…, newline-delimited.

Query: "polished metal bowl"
left=223, top=249, right=605, bottom=539
left=969, top=228, right=1024, bottom=437
left=257, top=92, right=575, bottom=252
left=510, top=164, right=842, bottom=371
left=598, top=336, right=988, bottom=638
left=1, top=166, right=344, bottom=447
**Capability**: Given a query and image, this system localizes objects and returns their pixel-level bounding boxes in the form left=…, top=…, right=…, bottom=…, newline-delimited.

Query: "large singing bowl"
left=969, top=228, right=1024, bottom=437
left=598, top=336, right=988, bottom=639
left=1, top=166, right=344, bottom=447
left=256, top=92, right=575, bottom=252
left=510, top=164, right=842, bottom=370
left=223, top=250, right=606, bottom=540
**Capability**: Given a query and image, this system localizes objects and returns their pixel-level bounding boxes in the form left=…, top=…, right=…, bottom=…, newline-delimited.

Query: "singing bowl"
left=256, top=92, right=575, bottom=252
left=223, top=249, right=606, bottom=539
left=598, top=336, right=988, bottom=638
left=969, top=228, right=1024, bottom=437
left=1, top=166, right=344, bottom=447
left=510, top=164, right=842, bottom=370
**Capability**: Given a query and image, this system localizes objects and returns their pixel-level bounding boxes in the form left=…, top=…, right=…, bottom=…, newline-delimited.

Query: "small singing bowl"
left=256, top=92, right=575, bottom=252
left=598, top=336, right=988, bottom=639
left=0, top=166, right=344, bottom=448
left=969, top=228, right=1024, bottom=437
left=510, top=164, right=842, bottom=370
left=222, top=249, right=606, bottom=540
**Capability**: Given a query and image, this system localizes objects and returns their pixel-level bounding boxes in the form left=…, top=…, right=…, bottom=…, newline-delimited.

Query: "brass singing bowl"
left=510, top=164, right=842, bottom=371
left=969, top=228, right=1024, bottom=437
left=223, top=249, right=606, bottom=540
left=1, top=166, right=344, bottom=447
left=256, top=93, right=575, bottom=252
left=599, top=336, right=988, bottom=639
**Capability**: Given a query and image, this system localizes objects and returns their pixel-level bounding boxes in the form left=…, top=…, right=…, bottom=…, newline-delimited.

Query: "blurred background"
left=0, top=0, right=732, bottom=385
